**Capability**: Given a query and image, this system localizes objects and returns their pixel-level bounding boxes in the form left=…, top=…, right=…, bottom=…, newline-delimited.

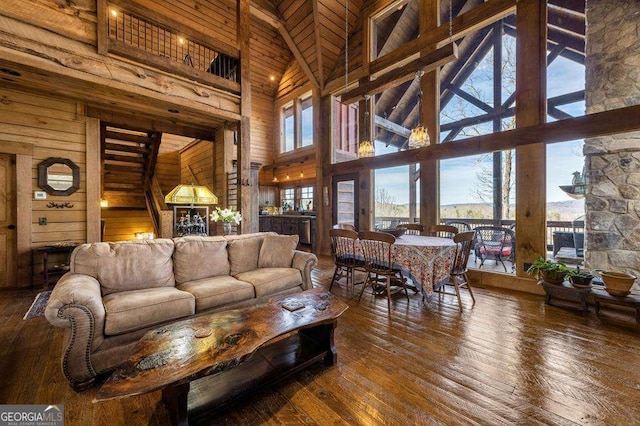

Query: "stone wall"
left=584, top=0, right=640, bottom=282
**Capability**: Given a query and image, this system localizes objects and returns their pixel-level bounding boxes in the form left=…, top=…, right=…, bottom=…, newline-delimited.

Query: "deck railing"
left=374, top=216, right=584, bottom=251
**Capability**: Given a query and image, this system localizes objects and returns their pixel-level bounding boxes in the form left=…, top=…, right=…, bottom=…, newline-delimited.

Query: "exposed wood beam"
left=327, top=103, right=640, bottom=175
left=440, top=107, right=515, bottom=132
left=548, top=6, right=585, bottom=36
left=341, top=43, right=458, bottom=105
left=374, top=115, right=410, bottom=137
left=249, top=1, right=319, bottom=89
left=548, top=0, right=585, bottom=14
left=370, top=0, right=517, bottom=76
left=311, top=0, right=324, bottom=90
left=548, top=105, right=573, bottom=120
left=446, top=84, right=494, bottom=113
left=87, top=107, right=216, bottom=140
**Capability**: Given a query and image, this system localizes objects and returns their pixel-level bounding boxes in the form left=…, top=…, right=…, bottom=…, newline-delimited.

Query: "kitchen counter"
left=259, top=215, right=316, bottom=251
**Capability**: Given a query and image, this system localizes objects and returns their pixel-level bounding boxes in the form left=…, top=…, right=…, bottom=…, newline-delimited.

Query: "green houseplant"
left=565, top=266, right=594, bottom=288
left=526, top=256, right=571, bottom=284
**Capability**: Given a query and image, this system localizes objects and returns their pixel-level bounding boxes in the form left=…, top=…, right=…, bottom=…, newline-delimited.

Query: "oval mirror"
left=38, top=158, right=80, bottom=196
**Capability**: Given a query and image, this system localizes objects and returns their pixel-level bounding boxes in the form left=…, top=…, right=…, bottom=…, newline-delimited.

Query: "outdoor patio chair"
left=436, top=231, right=476, bottom=311
left=473, top=226, right=515, bottom=273
left=396, top=223, right=424, bottom=235
left=329, top=229, right=364, bottom=295
left=573, top=215, right=585, bottom=258
left=357, top=231, right=409, bottom=315
left=332, top=223, right=356, bottom=231
left=426, top=224, right=458, bottom=238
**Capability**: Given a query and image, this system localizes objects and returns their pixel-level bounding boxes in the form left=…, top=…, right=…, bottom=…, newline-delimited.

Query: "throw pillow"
left=258, top=234, right=299, bottom=268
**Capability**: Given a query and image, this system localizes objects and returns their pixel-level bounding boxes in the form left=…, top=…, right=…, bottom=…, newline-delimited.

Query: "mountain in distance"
left=435, top=199, right=585, bottom=221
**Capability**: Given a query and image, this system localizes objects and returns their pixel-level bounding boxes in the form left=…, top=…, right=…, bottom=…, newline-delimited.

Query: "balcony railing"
left=374, top=216, right=584, bottom=251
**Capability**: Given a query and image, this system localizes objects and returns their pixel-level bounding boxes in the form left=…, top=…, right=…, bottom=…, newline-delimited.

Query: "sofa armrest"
left=292, top=251, right=317, bottom=291
left=44, top=273, right=105, bottom=389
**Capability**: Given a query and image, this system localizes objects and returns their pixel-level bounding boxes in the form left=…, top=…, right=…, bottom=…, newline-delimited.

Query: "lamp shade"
left=164, top=184, right=218, bottom=205
left=407, top=126, right=430, bottom=149
left=358, top=140, right=375, bottom=158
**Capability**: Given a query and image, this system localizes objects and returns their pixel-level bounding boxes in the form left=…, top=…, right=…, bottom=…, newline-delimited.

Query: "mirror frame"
left=37, top=157, right=80, bottom=196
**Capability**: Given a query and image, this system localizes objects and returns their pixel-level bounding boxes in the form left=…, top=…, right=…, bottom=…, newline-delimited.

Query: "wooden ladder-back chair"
left=396, top=223, right=424, bottom=235
left=329, top=229, right=363, bottom=295
left=357, top=231, right=409, bottom=315
left=437, top=231, right=476, bottom=311
left=333, top=223, right=356, bottom=231
left=426, top=224, right=459, bottom=238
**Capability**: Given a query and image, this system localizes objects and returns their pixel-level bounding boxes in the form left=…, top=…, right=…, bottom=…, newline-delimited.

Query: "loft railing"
left=100, top=1, right=240, bottom=94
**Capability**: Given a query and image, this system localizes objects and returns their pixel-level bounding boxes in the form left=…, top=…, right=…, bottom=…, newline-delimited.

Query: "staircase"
left=102, top=126, right=162, bottom=203
left=101, top=125, right=171, bottom=238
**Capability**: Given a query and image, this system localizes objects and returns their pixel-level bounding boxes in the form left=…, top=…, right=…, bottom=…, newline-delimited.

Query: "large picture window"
left=280, top=92, right=313, bottom=153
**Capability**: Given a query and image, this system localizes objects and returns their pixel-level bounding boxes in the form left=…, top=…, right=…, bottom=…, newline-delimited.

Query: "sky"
left=373, top=34, right=586, bottom=209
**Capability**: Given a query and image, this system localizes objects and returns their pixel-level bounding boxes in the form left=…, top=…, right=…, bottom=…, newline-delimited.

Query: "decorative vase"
left=223, top=222, right=232, bottom=235
left=594, top=270, right=636, bottom=296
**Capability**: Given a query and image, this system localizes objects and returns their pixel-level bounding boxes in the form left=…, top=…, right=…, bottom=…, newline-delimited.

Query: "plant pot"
left=594, top=270, right=636, bottom=296
left=569, top=274, right=593, bottom=288
left=541, top=271, right=565, bottom=285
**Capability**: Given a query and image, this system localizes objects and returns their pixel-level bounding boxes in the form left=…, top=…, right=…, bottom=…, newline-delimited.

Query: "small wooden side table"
left=592, top=288, right=640, bottom=324
left=542, top=281, right=591, bottom=314
left=33, top=244, right=78, bottom=290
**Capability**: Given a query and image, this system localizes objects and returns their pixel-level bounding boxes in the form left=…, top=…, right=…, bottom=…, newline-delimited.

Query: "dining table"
left=390, top=234, right=457, bottom=301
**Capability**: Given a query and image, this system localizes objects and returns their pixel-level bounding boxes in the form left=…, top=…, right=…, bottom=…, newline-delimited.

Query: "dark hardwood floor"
left=1, top=256, right=639, bottom=425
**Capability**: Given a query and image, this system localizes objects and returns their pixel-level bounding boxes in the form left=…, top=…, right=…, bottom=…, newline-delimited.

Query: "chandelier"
left=358, top=95, right=375, bottom=158
left=407, top=71, right=430, bottom=149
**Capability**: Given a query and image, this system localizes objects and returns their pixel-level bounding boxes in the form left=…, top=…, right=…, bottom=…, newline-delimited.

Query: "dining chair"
left=357, top=231, right=409, bottom=315
left=396, top=223, right=424, bottom=235
left=329, top=229, right=363, bottom=295
left=426, top=224, right=458, bottom=238
left=445, top=220, right=472, bottom=233
left=473, top=226, right=515, bottom=273
left=332, top=223, right=356, bottom=231
left=436, top=231, right=476, bottom=311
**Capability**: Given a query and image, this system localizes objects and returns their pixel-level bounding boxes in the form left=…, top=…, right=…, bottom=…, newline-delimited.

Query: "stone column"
left=585, top=0, right=640, bottom=282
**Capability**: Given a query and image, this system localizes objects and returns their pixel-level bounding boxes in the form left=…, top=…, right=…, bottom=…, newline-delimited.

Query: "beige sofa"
left=45, top=232, right=317, bottom=390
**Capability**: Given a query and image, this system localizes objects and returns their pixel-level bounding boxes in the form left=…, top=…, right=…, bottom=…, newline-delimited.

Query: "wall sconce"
left=100, top=199, right=109, bottom=208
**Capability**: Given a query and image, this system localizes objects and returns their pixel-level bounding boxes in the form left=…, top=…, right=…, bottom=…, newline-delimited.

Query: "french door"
left=332, top=174, right=359, bottom=231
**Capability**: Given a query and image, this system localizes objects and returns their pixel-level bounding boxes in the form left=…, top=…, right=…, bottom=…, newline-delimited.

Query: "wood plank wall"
left=252, top=92, right=274, bottom=165
left=278, top=60, right=309, bottom=100
left=180, top=141, right=215, bottom=189
left=101, top=208, right=154, bottom=242
left=0, top=87, right=87, bottom=248
left=156, top=133, right=193, bottom=195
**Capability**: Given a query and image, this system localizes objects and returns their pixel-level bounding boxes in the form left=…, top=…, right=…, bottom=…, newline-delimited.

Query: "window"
left=280, top=92, right=313, bottom=153
left=300, top=186, right=313, bottom=210
left=282, top=104, right=295, bottom=152
left=332, top=96, right=359, bottom=163
left=281, top=188, right=295, bottom=210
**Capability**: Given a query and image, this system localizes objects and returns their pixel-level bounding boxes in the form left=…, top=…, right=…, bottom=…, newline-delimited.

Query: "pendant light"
left=407, top=70, right=430, bottom=149
left=358, top=95, right=374, bottom=158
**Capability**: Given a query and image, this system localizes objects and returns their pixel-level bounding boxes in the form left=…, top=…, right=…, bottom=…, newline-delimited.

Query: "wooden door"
left=0, top=154, right=17, bottom=287
left=332, top=174, right=359, bottom=231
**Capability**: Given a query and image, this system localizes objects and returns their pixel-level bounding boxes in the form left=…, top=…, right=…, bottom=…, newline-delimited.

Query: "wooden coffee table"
left=94, top=289, right=348, bottom=425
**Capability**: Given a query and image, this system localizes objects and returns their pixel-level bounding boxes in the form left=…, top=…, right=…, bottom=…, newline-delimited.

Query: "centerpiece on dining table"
left=210, top=207, right=243, bottom=235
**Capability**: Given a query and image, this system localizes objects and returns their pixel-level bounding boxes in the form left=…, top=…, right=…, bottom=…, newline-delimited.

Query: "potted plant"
left=526, top=256, right=570, bottom=285
left=210, top=207, right=243, bottom=235
left=565, top=266, right=594, bottom=288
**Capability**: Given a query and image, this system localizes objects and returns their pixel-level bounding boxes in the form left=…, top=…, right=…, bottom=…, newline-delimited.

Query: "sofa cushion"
left=173, top=236, right=229, bottom=284
left=71, top=239, right=175, bottom=296
left=258, top=234, right=299, bottom=268
left=177, top=276, right=255, bottom=312
left=226, top=233, right=273, bottom=276
left=103, top=287, right=195, bottom=336
left=234, top=268, right=302, bottom=297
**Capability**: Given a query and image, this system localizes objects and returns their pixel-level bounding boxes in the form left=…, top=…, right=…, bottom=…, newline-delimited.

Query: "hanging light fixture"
left=407, top=70, right=430, bottom=149
left=272, top=166, right=278, bottom=183
left=164, top=184, right=218, bottom=205
left=358, top=95, right=375, bottom=158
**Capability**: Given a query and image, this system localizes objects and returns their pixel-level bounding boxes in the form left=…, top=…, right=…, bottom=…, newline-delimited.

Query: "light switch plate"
left=34, top=191, right=46, bottom=200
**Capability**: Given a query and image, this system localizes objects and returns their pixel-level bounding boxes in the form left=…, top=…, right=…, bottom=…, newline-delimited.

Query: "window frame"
left=277, top=89, right=314, bottom=155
